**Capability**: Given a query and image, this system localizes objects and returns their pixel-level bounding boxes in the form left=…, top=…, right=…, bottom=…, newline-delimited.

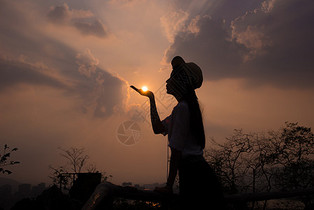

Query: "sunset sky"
left=1, top=0, right=314, bottom=186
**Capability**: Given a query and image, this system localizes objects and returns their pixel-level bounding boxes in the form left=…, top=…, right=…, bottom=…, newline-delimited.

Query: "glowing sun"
left=142, top=86, right=148, bottom=92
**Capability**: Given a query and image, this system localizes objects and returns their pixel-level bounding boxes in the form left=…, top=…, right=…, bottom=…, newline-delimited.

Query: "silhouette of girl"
left=132, top=56, right=225, bottom=209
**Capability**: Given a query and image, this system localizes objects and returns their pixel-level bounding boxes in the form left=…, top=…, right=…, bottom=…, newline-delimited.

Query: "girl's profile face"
left=166, top=78, right=173, bottom=95
left=166, top=65, right=182, bottom=97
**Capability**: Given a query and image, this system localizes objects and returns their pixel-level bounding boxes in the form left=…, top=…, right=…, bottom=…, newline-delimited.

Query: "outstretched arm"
left=148, top=95, right=165, bottom=134
left=130, top=86, right=165, bottom=134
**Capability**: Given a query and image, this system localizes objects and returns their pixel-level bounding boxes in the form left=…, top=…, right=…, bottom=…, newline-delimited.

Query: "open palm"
left=130, top=85, right=154, bottom=98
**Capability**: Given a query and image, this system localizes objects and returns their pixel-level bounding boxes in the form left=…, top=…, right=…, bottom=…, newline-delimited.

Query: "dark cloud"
left=165, top=16, right=248, bottom=80
left=77, top=67, right=126, bottom=118
left=0, top=1, right=126, bottom=118
left=0, top=53, right=125, bottom=119
left=210, top=0, right=262, bottom=23
left=0, top=57, right=68, bottom=91
left=47, top=4, right=71, bottom=24
left=47, top=4, right=107, bottom=38
left=75, top=50, right=126, bottom=118
left=172, top=0, right=261, bottom=23
left=166, top=0, right=314, bottom=88
left=73, top=20, right=107, bottom=37
left=232, top=0, right=314, bottom=88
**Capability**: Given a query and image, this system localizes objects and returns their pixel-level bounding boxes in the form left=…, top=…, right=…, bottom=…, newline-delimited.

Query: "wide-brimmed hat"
left=185, top=62, right=203, bottom=90
left=168, top=56, right=203, bottom=99
left=170, top=56, right=203, bottom=90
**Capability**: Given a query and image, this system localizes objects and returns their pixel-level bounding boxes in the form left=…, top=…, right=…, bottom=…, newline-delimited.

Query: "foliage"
left=49, top=166, right=71, bottom=190
left=205, top=122, right=314, bottom=194
left=274, top=122, right=314, bottom=191
left=0, top=144, right=20, bottom=174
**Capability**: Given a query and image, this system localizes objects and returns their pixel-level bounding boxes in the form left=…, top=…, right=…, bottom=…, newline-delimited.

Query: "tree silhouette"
left=49, top=147, right=111, bottom=191
left=0, top=144, right=20, bottom=174
left=273, top=122, right=314, bottom=191
left=205, top=122, right=314, bottom=208
left=59, top=147, right=89, bottom=174
left=49, top=147, right=89, bottom=190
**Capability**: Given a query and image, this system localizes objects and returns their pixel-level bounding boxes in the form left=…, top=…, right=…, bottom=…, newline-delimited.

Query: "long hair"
left=182, top=90, right=205, bottom=149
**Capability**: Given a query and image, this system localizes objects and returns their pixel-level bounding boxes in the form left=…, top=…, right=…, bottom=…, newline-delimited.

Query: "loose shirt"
left=162, top=101, right=203, bottom=158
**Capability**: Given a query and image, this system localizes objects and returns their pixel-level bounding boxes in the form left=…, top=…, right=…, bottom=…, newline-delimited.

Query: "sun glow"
left=142, top=86, right=148, bottom=92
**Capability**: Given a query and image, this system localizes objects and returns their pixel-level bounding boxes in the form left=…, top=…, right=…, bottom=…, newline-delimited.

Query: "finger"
left=130, top=85, right=140, bottom=93
left=130, top=85, right=138, bottom=91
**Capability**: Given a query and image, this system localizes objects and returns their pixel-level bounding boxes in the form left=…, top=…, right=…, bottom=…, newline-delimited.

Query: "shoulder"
left=177, top=100, right=189, bottom=108
left=173, top=101, right=189, bottom=114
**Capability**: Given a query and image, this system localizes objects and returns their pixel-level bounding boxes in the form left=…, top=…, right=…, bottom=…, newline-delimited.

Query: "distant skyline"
left=1, top=0, right=314, bottom=185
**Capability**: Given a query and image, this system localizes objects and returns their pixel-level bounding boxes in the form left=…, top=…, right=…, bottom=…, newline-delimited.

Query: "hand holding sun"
left=130, top=85, right=153, bottom=99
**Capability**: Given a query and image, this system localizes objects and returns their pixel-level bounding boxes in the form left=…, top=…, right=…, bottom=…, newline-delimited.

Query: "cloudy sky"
left=1, top=0, right=314, bottom=186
